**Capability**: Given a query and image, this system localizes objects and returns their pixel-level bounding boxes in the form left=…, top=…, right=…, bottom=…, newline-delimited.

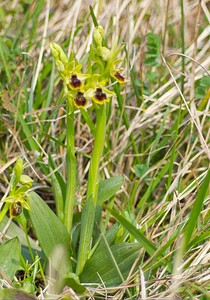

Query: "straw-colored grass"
left=0, top=0, right=209, bottom=299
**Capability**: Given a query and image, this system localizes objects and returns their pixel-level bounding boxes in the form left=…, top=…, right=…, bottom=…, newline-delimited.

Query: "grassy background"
left=0, top=0, right=210, bottom=299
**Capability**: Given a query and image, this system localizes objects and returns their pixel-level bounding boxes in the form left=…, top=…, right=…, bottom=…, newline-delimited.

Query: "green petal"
left=3, top=195, right=17, bottom=203
left=74, top=64, right=83, bottom=73
left=77, top=73, right=91, bottom=80
left=102, top=87, right=116, bottom=97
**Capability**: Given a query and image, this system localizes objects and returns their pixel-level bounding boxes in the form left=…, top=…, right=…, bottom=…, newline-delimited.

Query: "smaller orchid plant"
left=50, top=24, right=126, bottom=274
left=0, top=157, right=33, bottom=222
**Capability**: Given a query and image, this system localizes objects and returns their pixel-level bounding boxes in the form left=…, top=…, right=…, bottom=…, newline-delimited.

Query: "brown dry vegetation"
left=0, top=0, right=210, bottom=299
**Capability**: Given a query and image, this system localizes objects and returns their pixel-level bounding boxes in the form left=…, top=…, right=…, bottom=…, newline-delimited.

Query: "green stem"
left=76, top=104, right=106, bottom=275
left=20, top=214, right=35, bottom=261
left=64, top=98, right=76, bottom=235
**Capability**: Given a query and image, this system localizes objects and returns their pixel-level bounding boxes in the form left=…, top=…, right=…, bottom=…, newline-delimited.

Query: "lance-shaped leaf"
left=28, top=192, right=71, bottom=265
left=0, top=237, right=20, bottom=281
left=97, top=176, right=124, bottom=205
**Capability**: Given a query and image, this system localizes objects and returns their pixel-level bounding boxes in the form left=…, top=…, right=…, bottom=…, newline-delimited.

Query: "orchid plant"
left=0, top=23, right=127, bottom=296
left=50, top=25, right=126, bottom=275
left=0, top=157, right=33, bottom=222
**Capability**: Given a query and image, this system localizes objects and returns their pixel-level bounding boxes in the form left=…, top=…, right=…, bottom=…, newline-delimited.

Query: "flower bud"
left=14, top=157, right=23, bottom=183
left=20, top=175, right=33, bottom=188
left=93, top=26, right=104, bottom=46
left=50, top=43, right=68, bottom=72
left=98, top=46, right=111, bottom=61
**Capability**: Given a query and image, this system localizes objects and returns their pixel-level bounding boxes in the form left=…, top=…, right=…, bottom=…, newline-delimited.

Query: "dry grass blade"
left=0, top=0, right=209, bottom=299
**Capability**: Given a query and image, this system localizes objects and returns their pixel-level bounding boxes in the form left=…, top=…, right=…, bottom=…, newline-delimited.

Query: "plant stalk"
left=76, top=104, right=106, bottom=275
left=64, top=98, right=76, bottom=235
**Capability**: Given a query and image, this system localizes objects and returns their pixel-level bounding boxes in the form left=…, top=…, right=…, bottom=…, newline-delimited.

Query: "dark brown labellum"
left=95, top=88, right=107, bottom=101
left=114, top=72, right=124, bottom=82
left=70, top=75, right=82, bottom=88
left=75, top=91, right=87, bottom=107
left=11, top=201, right=22, bottom=217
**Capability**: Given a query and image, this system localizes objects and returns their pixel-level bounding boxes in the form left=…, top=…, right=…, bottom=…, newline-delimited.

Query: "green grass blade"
left=147, top=105, right=171, bottom=165
left=173, top=169, right=210, bottom=277
left=50, top=167, right=64, bottom=222
left=188, top=230, right=210, bottom=249
left=17, top=111, right=39, bottom=151
left=40, top=63, right=55, bottom=121
left=106, top=206, right=156, bottom=256
left=81, top=109, right=95, bottom=136
left=89, top=5, right=99, bottom=27
left=0, top=36, right=11, bottom=82
left=184, top=168, right=210, bottom=249
left=137, top=161, right=170, bottom=211
left=114, top=83, right=140, bottom=164
left=48, top=154, right=66, bottom=222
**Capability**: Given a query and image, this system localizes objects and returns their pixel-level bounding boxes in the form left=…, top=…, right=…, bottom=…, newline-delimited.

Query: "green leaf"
left=97, top=176, right=124, bottom=205
left=0, top=216, right=40, bottom=251
left=106, top=207, right=157, bottom=256
left=80, top=242, right=141, bottom=287
left=28, top=192, right=71, bottom=263
left=64, top=272, right=86, bottom=294
left=199, top=76, right=210, bottom=86
left=0, top=237, right=20, bottom=281
left=144, top=32, right=160, bottom=67
left=0, top=288, right=36, bottom=300
left=134, top=164, right=149, bottom=178
left=195, top=75, right=210, bottom=99
left=184, top=169, right=210, bottom=249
